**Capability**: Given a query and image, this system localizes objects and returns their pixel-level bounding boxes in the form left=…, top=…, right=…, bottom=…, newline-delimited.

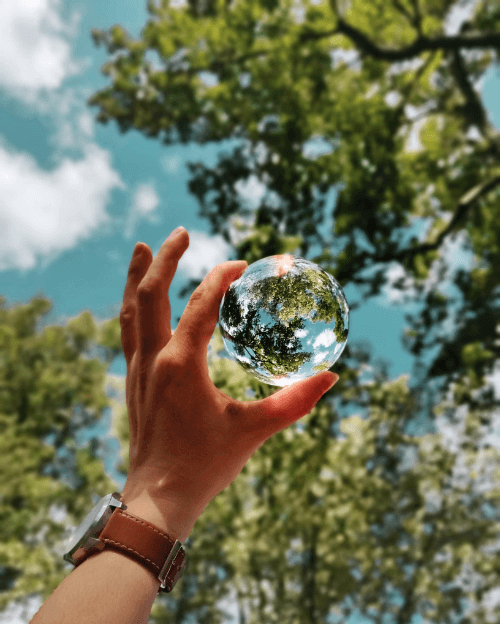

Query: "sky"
left=0, top=0, right=499, bottom=622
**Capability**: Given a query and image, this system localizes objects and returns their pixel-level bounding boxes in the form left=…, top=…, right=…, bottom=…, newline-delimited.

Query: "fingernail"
left=167, top=226, right=186, bottom=241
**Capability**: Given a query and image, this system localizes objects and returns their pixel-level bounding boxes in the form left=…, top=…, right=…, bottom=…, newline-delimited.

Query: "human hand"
left=119, top=228, right=339, bottom=534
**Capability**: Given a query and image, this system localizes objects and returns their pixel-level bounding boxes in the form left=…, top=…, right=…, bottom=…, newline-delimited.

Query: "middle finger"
left=136, top=227, right=189, bottom=357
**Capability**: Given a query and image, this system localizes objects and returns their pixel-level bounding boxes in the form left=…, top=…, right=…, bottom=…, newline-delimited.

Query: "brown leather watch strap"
left=73, top=507, right=186, bottom=593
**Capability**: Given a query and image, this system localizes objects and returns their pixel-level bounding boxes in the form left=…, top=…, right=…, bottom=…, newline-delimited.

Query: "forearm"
left=30, top=494, right=201, bottom=624
left=30, top=548, right=160, bottom=624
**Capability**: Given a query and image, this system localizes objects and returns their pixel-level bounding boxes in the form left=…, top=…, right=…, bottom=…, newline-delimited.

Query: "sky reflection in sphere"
left=218, top=255, right=349, bottom=387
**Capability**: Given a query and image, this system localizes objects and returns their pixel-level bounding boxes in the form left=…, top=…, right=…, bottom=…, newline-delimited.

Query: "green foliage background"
left=1, top=0, right=500, bottom=622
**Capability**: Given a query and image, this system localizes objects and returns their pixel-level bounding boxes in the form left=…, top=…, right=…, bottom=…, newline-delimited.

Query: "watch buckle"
left=87, top=536, right=106, bottom=551
left=158, top=540, right=183, bottom=589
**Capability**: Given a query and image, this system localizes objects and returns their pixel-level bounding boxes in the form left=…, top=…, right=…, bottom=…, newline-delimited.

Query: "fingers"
left=136, top=228, right=189, bottom=357
left=244, top=372, right=339, bottom=440
left=170, top=260, right=248, bottom=367
left=120, top=242, right=153, bottom=364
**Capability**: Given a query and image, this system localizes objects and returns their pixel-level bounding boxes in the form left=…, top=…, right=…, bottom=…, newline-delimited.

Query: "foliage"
left=0, top=297, right=121, bottom=614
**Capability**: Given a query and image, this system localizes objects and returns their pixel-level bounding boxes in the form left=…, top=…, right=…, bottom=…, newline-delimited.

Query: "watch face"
left=62, top=494, right=114, bottom=562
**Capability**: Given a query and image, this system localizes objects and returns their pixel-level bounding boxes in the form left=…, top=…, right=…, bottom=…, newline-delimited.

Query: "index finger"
left=169, top=260, right=248, bottom=368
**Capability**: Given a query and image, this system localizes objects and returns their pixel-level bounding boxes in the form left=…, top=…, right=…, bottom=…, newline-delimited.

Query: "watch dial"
left=64, top=496, right=110, bottom=554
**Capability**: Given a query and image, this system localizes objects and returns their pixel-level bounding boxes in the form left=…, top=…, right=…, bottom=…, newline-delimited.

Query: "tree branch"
left=409, top=0, right=423, bottom=35
left=391, top=0, right=418, bottom=29
left=448, top=48, right=488, bottom=134
left=165, top=17, right=498, bottom=81
left=182, top=49, right=269, bottom=76
left=336, top=17, right=500, bottom=61
left=374, top=174, right=500, bottom=263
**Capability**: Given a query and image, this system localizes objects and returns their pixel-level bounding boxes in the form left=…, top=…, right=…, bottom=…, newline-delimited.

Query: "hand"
left=119, top=228, right=339, bottom=528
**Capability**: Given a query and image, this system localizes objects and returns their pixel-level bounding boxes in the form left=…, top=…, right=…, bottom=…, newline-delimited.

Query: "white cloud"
left=235, top=173, right=267, bottom=209
left=133, top=183, right=160, bottom=216
left=0, top=0, right=95, bottom=162
left=77, top=111, right=94, bottom=138
left=313, top=328, right=336, bottom=349
left=381, top=262, right=417, bottom=305
left=0, top=0, right=88, bottom=103
left=0, top=0, right=157, bottom=275
left=161, top=229, right=233, bottom=281
left=123, top=182, right=161, bottom=239
left=0, top=141, right=126, bottom=272
left=51, top=105, right=96, bottom=150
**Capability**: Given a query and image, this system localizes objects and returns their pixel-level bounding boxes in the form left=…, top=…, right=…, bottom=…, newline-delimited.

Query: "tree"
left=0, top=297, right=123, bottom=615
left=85, top=0, right=500, bottom=622
left=87, top=0, right=500, bottom=402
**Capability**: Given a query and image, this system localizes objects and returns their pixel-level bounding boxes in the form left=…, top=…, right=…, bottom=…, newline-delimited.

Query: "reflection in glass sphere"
left=218, top=254, right=349, bottom=387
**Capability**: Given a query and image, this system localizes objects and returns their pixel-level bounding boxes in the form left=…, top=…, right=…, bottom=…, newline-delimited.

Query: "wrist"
left=120, top=489, right=203, bottom=544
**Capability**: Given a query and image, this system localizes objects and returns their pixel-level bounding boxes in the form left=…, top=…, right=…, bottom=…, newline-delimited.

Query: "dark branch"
left=391, top=0, right=417, bottom=29
left=336, top=17, right=500, bottom=61
left=448, top=48, right=488, bottom=133
left=374, top=175, right=500, bottom=263
left=165, top=17, right=499, bottom=79
left=298, top=27, right=338, bottom=45
left=182, top=49, right=270, bottom=76
left=409, top=0, right=423, bottom=35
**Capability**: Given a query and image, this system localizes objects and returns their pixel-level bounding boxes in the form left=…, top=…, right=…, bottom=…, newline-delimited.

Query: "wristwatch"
left=60, top=492, right=187, bottom=593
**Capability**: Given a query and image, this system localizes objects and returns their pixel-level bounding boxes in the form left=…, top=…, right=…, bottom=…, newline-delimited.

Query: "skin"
left=119, top=227, right=339, bottom=525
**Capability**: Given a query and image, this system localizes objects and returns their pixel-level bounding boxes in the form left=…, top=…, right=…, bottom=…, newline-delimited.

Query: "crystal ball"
left=218, top=254, right=349, bottom=387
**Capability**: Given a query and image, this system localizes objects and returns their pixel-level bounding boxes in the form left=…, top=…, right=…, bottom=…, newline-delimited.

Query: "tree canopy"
left=0, top=297, right=123, bottom=614
left=88, top=0, right=500, bottom=404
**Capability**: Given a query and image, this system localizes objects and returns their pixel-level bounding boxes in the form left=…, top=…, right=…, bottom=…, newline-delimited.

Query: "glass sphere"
left=218, top=254, right=349, bottom=387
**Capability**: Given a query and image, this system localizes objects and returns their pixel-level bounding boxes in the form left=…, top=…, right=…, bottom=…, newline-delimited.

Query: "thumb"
left=246, top=371, right=339, bottom=440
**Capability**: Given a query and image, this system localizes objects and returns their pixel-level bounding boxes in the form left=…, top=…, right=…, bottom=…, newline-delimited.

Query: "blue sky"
left=0, top=1, right=499, bottom=622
